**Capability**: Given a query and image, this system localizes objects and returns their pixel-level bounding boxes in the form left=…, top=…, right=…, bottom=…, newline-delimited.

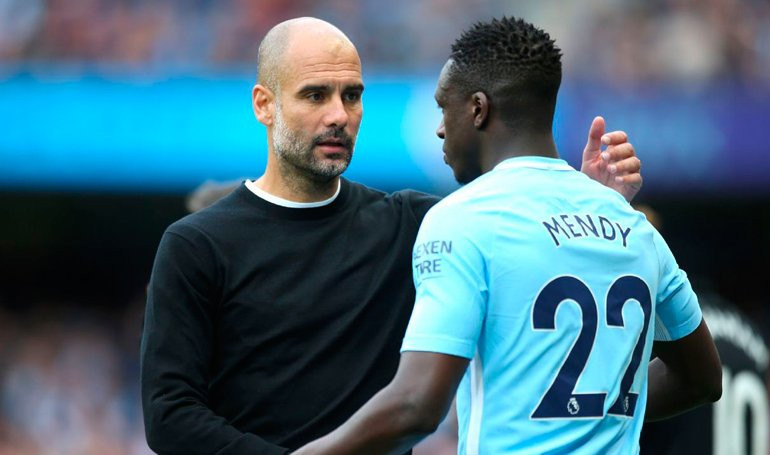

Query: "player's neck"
left=257, top=160, right=340, bottom=203
left=483, top=130, right=559, bottom=172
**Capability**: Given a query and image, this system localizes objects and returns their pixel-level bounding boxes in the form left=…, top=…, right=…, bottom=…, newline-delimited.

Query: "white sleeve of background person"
left=652, top=229, right=703, bottom=341
left=400, top=202, right=488, bottom=359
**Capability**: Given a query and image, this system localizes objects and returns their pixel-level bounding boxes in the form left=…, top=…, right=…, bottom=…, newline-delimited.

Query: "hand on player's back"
left=581, top=116, right=643, bottom=202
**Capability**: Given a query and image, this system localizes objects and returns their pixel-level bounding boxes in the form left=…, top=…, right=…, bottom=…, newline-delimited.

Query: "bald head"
left=257, top=17, right=358, bottom=94
left=251, top=17, right=364, bottom=196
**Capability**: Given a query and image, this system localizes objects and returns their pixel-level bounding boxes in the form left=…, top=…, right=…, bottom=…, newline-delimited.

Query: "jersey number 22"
left=531, top=275, right=651, bottom=419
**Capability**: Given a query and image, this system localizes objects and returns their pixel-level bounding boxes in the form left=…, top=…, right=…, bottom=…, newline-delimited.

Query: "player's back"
left=405, top=157, right=701, bottom=454
left=472, top=157, right=657, bottom=454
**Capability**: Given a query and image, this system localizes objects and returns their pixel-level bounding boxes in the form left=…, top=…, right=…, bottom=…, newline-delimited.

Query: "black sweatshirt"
left=141, top=179, right=439, bottom=454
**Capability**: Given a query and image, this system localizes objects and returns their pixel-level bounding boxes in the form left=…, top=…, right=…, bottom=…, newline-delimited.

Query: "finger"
left=614, top=173, right=643, bottom=186
left=600, top=130, right=629, bottom=146
left=601, top=143, right=636, bottom=162
left=606, top=156, right=641, bottom=175
left=584, top=116, right=606, bottom=156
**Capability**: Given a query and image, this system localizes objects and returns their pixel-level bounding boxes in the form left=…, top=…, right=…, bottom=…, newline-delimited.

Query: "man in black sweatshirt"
left=140, top=17, right=642, bottom=454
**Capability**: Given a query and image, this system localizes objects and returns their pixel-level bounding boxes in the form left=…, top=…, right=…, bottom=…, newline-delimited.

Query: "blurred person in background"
left=636, top=204, right=770, bottom=455
left=140, top=16, right=643, bottom=455
left=641, top=295, right=769, bottom=455
left=294, top=16, right=720, bottom=455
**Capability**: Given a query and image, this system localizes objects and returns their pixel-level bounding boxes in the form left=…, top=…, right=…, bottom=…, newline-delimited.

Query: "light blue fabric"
left=401, top=156, right=702, bottom=454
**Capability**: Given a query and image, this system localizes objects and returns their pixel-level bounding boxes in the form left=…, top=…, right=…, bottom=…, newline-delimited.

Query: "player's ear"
left=252, top=84, right=275, bottom=126
left=471, top=91, right=489, bottom=130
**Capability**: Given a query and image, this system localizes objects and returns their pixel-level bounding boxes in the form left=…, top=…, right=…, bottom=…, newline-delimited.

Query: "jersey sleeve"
left=652, top=229, right=703, bottom=341
left=400, top=202, right=489, bottom=359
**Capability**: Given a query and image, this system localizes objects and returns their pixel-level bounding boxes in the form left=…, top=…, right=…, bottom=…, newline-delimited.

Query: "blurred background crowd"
left=1, top=0, right=769, bottom=85
left=1, top=0, right=768, bottom=454
left=0, top=303, right=149, bottom=454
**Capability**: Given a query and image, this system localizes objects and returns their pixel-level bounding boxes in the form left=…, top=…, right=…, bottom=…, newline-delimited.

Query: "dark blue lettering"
left=415, top=260, right=431, bottom=274
left=561, top=214, right=582, bottom=238
left=440, top=241, right=452, bottom=254
left=414, top=259, right=443, bottom=276
left=575, top=215, right=599, bottom=238
left=616, top=223, right=631, bottom=248
left=415, top=240, right=453, bottom=261
left=599, top=216, right=616, bottom=241
left=543, top=217, right=570, bottom=247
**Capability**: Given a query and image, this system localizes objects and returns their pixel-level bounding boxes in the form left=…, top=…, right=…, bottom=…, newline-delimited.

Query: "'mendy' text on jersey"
left=542, top=214, right=631, bottom=248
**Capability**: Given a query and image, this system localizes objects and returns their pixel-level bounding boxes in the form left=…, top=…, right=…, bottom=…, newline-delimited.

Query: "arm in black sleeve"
left=400, top=190, right=441, bottom=226
left=140, top=226, right=289, bottom=455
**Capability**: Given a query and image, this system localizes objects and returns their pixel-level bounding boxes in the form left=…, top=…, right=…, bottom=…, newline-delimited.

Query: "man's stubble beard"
left=272, top=103, right=355, bottom=183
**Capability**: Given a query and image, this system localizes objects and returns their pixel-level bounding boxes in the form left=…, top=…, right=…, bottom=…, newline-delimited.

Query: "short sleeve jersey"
left=401, top=157, right=702, bottom=455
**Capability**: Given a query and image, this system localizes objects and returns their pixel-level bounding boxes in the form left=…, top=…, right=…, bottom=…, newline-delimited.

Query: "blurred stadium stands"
left=2, top=0, right=769, bottom=82
left=2, top=0, right=770, bottom=195
left=1, top=0, right=769, bottom=453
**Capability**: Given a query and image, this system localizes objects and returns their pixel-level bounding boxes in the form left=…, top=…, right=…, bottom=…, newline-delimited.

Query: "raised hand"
left=580, top=116, right=642, bottom=202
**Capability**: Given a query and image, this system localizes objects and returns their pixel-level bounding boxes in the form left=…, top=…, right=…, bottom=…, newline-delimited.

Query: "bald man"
left=140, top=18, right=642, bottom=455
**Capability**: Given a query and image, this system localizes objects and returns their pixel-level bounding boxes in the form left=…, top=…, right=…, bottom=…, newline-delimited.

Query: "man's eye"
left=307, top=93, right=323, bottom=101
left=344, top=92, right=361, bottom=102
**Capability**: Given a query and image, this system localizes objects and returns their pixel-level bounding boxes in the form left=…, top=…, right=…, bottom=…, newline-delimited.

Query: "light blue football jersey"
left=402, top=156, right=702, bottom=455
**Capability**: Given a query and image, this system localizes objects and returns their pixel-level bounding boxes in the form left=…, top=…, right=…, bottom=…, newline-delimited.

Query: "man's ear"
left=252, top=84, right=275, bottom=126
left=471, top=91, right=489, bottom=130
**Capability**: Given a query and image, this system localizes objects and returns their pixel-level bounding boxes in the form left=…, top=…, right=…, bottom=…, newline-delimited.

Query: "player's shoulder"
left=567, top=166, right=639, bottom=214
left=429, top=160, right=542, bottom=215
left=436, top=167, right=501, bottom=206
left=560, top=169, right=648, bottom=224
left=426, top=182, right=476, bottom=219
left=421, top=173, right=500, bottom=233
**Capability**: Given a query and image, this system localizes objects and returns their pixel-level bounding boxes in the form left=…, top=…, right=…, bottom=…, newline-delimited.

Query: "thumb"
left=583, top=116, right=606, bottom=159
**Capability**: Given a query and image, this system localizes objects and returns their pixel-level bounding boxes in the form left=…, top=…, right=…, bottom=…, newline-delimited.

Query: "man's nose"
left=323, top=96, right=349, bottom=129
left=436, top=119, right=445, bottom=139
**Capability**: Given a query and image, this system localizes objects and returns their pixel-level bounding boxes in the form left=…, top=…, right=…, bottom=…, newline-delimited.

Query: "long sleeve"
left=140, top=226, right=289, bottom=455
